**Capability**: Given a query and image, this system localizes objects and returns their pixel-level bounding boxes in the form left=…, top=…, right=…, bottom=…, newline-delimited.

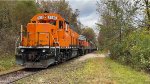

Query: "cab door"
left=57, top=21, right=65, bottom=46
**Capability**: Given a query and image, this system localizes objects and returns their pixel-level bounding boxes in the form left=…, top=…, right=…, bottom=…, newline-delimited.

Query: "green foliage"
left=14, top=1, right=40, bottom=26
left=97, top=0, right=150, bottom=71
left=0, top=1, right=39, bottom=56
left=110, top=30, right=150, bottom=70
left=97, top=0, right=138, bottom=50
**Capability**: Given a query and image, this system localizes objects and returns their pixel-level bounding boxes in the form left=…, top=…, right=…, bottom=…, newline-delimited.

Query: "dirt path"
left=76, top=52, right=106, bottom=62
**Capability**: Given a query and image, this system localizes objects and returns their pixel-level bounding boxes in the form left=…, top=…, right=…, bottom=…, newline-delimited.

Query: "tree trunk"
left=144, top=0, right=150, bottom=31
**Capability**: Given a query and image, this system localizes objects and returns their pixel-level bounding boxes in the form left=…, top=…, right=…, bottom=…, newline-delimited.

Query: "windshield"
left=49, top=20, right=56, bottom=25
left=38, top=20, right=56, bottom=26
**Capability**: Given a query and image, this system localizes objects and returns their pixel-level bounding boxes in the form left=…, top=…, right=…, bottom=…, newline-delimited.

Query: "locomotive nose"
left=26, top=23, right=54, bottom=47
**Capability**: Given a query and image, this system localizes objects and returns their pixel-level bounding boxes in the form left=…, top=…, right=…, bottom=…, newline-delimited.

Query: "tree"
left=143, top=0, right=150, bottom=31
left=132, top=0, right=150, bottom=31
left=81, top=27, right=96, bottom=43
left=0, top=1, right=39, bottom=56
left=97, top=0, right=139, bottom=49
left=14, top=1, right=39, bottom=27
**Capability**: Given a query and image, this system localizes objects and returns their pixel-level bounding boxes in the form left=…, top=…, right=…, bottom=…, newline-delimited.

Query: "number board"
left=37, top=16, right=57, bottom=20
left=48, top=16, right=57, bottom=20
left=37, top=16, right=44, bottom=20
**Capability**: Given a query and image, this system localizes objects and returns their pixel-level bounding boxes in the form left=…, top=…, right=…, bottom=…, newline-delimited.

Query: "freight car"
left=15, top=13, right=97, bottom=68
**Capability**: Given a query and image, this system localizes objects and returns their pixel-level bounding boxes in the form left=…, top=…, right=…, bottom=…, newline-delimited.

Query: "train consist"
left=15, top=13, right=97, bottom=68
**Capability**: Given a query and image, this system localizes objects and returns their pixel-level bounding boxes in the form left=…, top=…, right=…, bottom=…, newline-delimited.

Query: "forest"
left=97, top=0, right=150, bottom=71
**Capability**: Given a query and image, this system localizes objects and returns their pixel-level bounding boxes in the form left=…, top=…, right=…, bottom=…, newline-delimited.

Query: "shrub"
left=110, top=30, right=150, bottom=71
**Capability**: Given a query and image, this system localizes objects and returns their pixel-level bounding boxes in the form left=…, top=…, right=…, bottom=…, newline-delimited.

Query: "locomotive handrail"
left=15, top=36, right=21, bottom=55
left=56, top=30, right=60, bottom=47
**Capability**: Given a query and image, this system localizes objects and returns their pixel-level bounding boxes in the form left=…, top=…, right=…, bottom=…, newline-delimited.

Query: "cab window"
left=32, top=21, right=36, bottom=23
left=59, top=21, right=63, bottom=29
left=49, top=20, right=56, bottom=25
left=39, top=20, right=46, bottom=23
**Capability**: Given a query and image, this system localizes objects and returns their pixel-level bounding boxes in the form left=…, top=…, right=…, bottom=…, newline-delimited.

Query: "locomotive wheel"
left=55, top=53, right=61, bottom=64
left=62, top=52, right=68, bottom=62
left=80, top=50, right=84, bottom=56
left=77, top=50, right=79, bottom=57
left=59, top=52, right=65, bottom=63
left=63, top=52, right=67, bottom=61
left=66, top=52, right=70, bottom=60
left=61, top=52, right=65, bottom=63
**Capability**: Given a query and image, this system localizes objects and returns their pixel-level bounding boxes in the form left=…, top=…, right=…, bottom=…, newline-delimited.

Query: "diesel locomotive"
left=15, top=13, right=97, bottom=68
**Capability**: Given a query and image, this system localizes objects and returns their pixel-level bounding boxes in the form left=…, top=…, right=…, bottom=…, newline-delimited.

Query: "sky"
left=68, top=0, right=99, bottom=29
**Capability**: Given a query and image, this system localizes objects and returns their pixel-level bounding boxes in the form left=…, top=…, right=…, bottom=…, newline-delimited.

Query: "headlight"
left=42, top=49, right=46, bottom=52
left=21, top=49, right=24, bottom=52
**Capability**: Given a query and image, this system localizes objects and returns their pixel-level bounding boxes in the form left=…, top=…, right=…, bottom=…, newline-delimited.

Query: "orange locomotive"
left=15, top=12, right=96, bottom=68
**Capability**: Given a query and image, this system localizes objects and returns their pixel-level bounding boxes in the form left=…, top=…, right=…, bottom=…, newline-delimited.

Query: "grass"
left=107, top=58, right=150, bottom=84
left=0, top=56, right=15, bottom=71
left=66, top=58, right=113, bottom=83
left=16, top=56, right=150, bottom=84
left=0, top=55, right=22, bottom=74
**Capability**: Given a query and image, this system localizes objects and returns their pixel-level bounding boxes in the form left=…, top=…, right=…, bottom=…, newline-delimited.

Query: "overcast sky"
left=68, top=0, right=99, bottom=28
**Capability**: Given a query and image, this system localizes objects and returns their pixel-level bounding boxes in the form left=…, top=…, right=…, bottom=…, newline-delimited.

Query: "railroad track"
left=0, top=68, right=41, bottom=84
left=0, top=60, right=73, bottom=84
